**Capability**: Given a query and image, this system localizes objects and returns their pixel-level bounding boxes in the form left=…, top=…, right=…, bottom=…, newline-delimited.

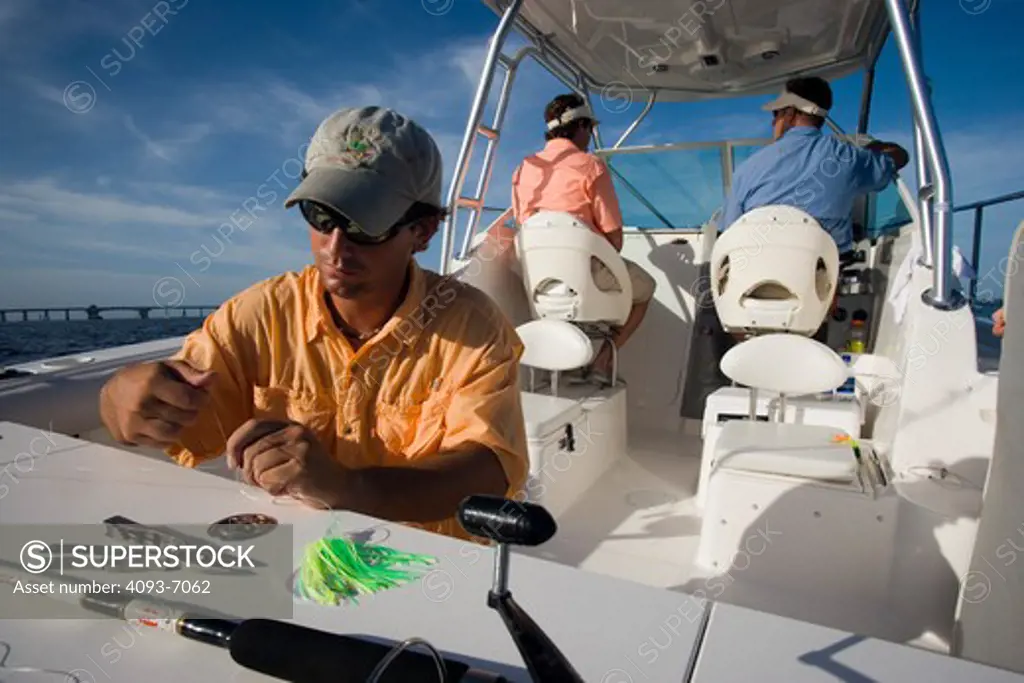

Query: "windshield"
left=598, top=141, right=770, bottom=229
left=599, top=137, right=913, bottom=238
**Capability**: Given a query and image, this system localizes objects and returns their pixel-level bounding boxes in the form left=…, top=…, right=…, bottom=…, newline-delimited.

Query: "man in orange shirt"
left=99, top=106, right=529, bottom=540
left=512, top=93, right=656, bottom=382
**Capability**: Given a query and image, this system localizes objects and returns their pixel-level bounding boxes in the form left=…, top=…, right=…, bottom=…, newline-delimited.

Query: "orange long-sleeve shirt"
left=166, top=261, right=529, bottom=540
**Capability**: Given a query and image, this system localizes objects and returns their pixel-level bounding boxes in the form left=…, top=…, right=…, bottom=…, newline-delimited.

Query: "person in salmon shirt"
left=98, top=106, right=529, bottom=541
left=512, top=93, right=657, bottom=384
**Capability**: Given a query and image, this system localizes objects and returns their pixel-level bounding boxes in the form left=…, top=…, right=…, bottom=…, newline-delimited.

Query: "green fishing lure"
left=295, top=536, right=437, bottom=606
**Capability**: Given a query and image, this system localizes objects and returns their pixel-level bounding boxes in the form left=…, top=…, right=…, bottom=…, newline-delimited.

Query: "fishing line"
left=206, top=390, right=434, bottom=607
left=208, top=409, right=263, bottom=502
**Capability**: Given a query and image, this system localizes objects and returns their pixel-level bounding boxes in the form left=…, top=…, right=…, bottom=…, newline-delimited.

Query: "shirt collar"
left=305, top=260, right=427, bottom=348
left=783, top=125, right=822, bottom=139
left=544, top=138, right=582, bottom=154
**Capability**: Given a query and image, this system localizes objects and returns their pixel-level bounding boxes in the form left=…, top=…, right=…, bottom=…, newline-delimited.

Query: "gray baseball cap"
left=285, top=106, right=444, bottom=237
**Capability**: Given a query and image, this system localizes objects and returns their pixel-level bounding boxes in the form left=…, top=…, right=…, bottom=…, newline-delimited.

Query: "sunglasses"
left=771, top=107, right=796, bottom=122
left=298, top=200, right=409, bottom=246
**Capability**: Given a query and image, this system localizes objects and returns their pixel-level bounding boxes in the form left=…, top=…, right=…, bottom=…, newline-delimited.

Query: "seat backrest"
left=516, top=210, right=632, bottom=326
left=721, top=333, right=849, bottom=396
left=711, top=205, right=839, bottom=336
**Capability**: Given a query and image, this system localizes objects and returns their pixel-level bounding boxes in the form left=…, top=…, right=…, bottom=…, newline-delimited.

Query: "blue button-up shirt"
left=722, top=127, right=897, bottom=253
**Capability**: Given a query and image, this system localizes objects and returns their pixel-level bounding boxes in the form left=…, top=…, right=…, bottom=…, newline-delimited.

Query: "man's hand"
left=100, top=360, right=215, bottom=447
left=865, top=140, right=910, bottom=171
left=225, top=419, right=346, bottom=507
left=993, top=308, right=1006, bottom=338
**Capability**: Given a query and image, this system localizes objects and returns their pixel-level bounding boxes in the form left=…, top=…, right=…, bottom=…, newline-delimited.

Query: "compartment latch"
left=558, top=423, right=576, bottom=452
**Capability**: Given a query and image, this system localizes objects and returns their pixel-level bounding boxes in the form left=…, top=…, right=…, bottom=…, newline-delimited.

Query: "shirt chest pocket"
left=251, top=386, right=337, bottom=443
left=373, top=390, right=449, bottom=459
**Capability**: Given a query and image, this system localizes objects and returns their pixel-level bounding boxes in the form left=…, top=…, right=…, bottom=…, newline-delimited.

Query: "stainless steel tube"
left=884, top=0, right=960, bottom=308
left=440, top=0, right=525, bottom=275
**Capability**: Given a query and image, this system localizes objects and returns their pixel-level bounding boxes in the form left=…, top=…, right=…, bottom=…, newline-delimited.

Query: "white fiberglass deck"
left=517, top=420, right=954, bottom=655
left=521, top=428, right=703, bottom=589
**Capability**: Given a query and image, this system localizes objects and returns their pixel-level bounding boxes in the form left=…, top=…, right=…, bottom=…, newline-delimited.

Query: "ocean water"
left=0, top=318, right=204, bottom=367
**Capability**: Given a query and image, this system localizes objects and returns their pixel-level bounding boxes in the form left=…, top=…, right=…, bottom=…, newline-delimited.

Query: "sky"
left=0, top=0, right=1021, bottom=309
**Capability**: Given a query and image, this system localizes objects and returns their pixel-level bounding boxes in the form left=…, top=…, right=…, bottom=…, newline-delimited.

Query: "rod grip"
left=457, top=496, right=556, bottom=547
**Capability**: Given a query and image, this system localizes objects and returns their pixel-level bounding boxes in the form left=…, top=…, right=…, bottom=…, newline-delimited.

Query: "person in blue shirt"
left=722, top=77, right=909, bottom=263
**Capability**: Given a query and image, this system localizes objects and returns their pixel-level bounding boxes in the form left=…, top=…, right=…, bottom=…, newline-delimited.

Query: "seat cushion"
left=720, top=334, right=850, bottom=395
left=516, top=319, right=594, bottom=371
left=713, top=421, right=858, bottom=482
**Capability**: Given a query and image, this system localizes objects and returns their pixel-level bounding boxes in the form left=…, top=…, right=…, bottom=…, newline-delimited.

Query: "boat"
left=2, top=0, right=1024, bottom=680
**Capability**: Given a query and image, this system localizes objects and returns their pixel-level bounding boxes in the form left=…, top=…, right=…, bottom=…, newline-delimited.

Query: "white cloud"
left=448, top=41, right=490, bottom=87
left=15, top=75, right=213, bottom=165
left=199, top=77, right=388, bottom=147
left=867, top=119, right=1024, bottom=203
left=0, top=264, right=262, bottom=309
left=0, top=207, right=34, bottom=223
left=125, top=180, right=235, bottom=204
left=21, top=77, right=68, bottom=108
left=189, top=37, right=495, bottom=150
left=0, top=178, right=214, bottom=228
left=0, top=175, right=312, bottom=280
left=122, top=115, right=212, bottom=163
left=869, top=120, right=1024, bottom=281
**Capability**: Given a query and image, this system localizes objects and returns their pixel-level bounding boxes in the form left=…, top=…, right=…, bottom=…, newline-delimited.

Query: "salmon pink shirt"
left=511, top=138, right=624, bottom=247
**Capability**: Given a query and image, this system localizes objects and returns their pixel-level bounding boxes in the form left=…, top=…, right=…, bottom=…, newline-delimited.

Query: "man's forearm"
left=98, top=378, right=124, bottom=443
left=326, top=445, right=511, bottom=523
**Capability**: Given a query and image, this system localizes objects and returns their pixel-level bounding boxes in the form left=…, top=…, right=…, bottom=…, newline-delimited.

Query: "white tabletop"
left=0, top=421, right=704, bottom=682
left=691, top=601, right=1024, bottom=682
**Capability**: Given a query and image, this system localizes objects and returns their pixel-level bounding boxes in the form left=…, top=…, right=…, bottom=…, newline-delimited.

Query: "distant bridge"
left=0, top=305, right=220, bottom=323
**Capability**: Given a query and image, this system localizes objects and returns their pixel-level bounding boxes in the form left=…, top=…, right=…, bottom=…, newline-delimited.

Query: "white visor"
left=545, top=105, right=597, bottom=131
left=761, top=91, right=830, bottom=117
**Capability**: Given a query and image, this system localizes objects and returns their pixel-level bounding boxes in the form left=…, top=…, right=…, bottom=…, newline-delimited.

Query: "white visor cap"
left=761, top=90, right=830, bottom=117
left=545, top=105, right=599, bottom=131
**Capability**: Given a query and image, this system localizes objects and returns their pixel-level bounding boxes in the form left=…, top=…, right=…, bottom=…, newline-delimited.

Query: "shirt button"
left=342, top=425, right=354, bottom=436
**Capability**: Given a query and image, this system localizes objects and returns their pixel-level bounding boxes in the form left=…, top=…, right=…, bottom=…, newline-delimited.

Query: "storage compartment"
left=698, top=386, right=863, bottom=508
left=520, top=385, right=627, bottom=518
